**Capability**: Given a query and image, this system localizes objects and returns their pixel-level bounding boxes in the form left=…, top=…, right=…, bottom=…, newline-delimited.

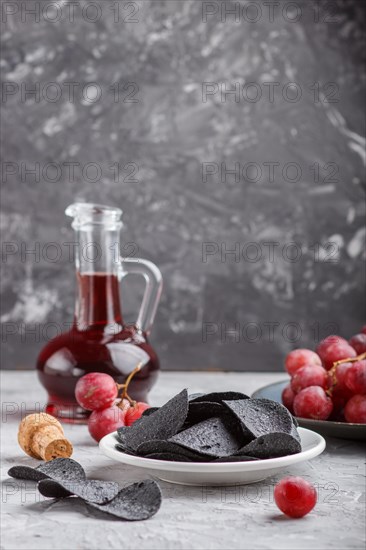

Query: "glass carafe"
left=37, top=203, right=162, bottom=423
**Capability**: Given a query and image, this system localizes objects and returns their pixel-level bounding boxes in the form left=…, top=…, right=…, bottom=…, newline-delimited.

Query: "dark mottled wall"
left=1, top=0, right=365, bottom=371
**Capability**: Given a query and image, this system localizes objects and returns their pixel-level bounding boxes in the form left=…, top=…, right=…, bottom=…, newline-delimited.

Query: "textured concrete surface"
left=1, top=0, right=365, bottom=371
left=1, top=371, right=365, bottom=550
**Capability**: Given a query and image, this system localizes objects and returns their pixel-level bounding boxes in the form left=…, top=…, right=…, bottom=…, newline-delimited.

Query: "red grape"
left=327, top=363, right=353, bottom=420
left=274, top=477, right=317, bottom=518
left=344, top=360, right=366, bottom=394
left=329, top=396, right=346, bottom=422
left=291, top=365, right=327, bottom=394
left=281, top=384, right=295, bottom=413
left=332, top=385, right=353, bottom=401
left=88, top=405, right=126, bottom=442
left=327, top=363, right=352, bottom=399
left=344, top=395, right=366, bottom=424
left=75, top=373, right=117, bottom=411
left=293, top=386, right=333, bottom=420
left=329, top=384, right=352, bottom=407
left=124, top=402, right=150, bottom=426
left=327, top=362, right=352, bottom=393
left=285, top=349, right=321, bottom=376
left=361, top=325, right=366, bottom=335
left=349, top=334, right=366, bottom=354
left=316, top=335, right=356, bottom=370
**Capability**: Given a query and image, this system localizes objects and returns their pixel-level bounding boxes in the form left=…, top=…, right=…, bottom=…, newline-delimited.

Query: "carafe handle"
left=119, top=257, right=163, bottom=335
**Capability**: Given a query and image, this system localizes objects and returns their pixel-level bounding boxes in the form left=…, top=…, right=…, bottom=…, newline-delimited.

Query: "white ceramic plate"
left=99, top=427, right=325, bottom=486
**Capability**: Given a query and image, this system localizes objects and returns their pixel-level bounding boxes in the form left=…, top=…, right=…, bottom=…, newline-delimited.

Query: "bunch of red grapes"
left=282, top=327, right=366, bottom=423
left=75, top=369, right=150, bottom=442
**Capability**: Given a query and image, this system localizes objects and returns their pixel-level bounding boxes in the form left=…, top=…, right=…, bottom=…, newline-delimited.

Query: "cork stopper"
left=18, top=413, right=73, bottom=461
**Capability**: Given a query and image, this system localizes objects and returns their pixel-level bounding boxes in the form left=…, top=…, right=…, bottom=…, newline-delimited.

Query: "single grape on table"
left=274, top=477, right=317, bottom=518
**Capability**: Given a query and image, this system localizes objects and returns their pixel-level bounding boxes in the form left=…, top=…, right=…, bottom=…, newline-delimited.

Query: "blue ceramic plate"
left=252, top=380, right=366, bottom=441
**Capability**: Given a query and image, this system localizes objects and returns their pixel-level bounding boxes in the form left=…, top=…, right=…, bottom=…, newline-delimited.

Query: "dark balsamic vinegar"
left=37, top=273, right=159, bottom=423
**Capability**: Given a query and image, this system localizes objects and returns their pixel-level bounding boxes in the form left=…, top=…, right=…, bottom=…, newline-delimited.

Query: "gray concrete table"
left=1, top=371, right=365, bottom=550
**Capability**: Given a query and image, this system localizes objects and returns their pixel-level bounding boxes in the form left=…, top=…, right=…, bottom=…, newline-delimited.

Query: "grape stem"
left=327, top=352, right=366, bottom=395
left=331, top=352, right=366, bottom=368
left=115, top=363, right=143, bottom=408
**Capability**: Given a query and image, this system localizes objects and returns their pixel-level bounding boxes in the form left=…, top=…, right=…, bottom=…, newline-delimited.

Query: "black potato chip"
left=223, top=398, right=295, bottom=439
left=115, top=428, right=132, bottom=449
left=169, top=416, right=243, bottom=458
left=190, top=391, right=249, bottom=404
left=290, top=421, right=301, bottom=443
left=188, top=392, right=205, bottom=401
left=8, top=465, right=54, bottom=483
left=236, top=432, right=302, bottom=459
left=136, top=440, right=209, bottom=462
left=118, top=389, right=189, bottom=451
left=9, top=459, right=161, bottom=522
left=88, top=480, right=162, bottom=521
left=184, top=401, right=225, bottom=427
left=114, top=390, right=301, bottom=463
left=114, top=443, right=136, bottom=456
left=142, top=407, right=159, bottom=417
left=8, top=458, right=86, bottom=483
left=38, top=478, right=120, bottom=504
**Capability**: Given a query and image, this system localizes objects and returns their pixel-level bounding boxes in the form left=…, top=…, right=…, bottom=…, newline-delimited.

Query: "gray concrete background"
left=1, top=0, right=365, bottom=371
